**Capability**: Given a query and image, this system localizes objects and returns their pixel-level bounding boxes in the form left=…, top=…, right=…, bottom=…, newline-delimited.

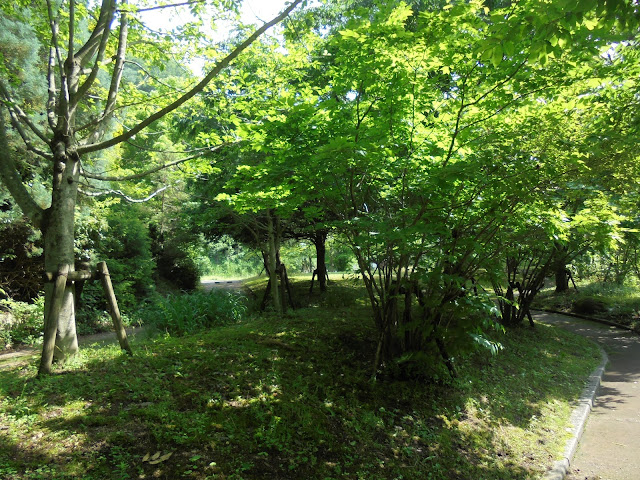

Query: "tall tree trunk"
left=266, top=211, right=282, bottom=314
left=314, top=230, right=328, bottom=292
left=43, top=140, right=81, bottom=364
left=555, top=263, right=569, bottom=293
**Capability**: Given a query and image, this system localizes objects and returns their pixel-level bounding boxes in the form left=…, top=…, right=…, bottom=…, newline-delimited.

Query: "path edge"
left=541, top=344, right=608, bottom=480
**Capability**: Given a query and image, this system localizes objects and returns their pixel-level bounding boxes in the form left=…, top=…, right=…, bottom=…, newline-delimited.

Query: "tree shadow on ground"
left=0, top=313, right=600, bottom=480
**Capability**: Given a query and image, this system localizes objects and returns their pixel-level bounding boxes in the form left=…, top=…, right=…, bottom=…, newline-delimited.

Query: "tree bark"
left=97, top=261, right=132, bottom=354
left=39, top=264, right=69, bottom=375
left=44, top=138, right=81, bottom=362
left=314, top=230, right=328, bottom=292
left=266, top=211, right=282, bottom=314
left=555, top=264, right=569, bottom=293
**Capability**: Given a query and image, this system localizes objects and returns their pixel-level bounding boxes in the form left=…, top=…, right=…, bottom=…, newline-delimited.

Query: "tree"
left=214, top=0, right=638, bottom=376
left=0, top=0, right=303, bottom=374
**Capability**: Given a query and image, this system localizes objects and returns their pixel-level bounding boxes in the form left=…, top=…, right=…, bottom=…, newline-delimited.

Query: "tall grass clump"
left=139, top=290, right=247, bottom=335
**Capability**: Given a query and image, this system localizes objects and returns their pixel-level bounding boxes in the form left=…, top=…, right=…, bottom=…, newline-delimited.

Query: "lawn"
left=0, top=278, right=602, bottom=479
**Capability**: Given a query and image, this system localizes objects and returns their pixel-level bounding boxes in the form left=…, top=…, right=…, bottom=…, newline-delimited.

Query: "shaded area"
left=0, top=295, right=601, bottom=480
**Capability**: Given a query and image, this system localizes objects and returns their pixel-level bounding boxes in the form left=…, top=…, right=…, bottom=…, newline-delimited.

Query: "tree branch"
left=1, top=105, right=53, bottom=160
left=79, top=184, right=169, bottom=203
left=80, top=142, right=233, bottom=181
left=47, top=44, right=58, bottom=130
left=73, top=0, right=117, bottom=68
left=85, top=2, right=129, bottom=143
left=127, top=1, right=207, bottom=13
left=0, top=112, right=46, bottom=230
left=77, top=0, right=303, bottom=155
left=0, top=82, right=51, bottom=146
left=72, top=0, right=118, bottom=109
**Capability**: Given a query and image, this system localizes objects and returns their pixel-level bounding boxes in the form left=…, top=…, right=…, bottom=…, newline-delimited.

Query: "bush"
left=0, top=296, right=44, bottom=348
left=572, top=296, right=609, bottom=315
left=156, top=247, right=200, bottom=290
left=137, top=290, right=247, bottom=336
left=0, top=219, right=43, bottom=302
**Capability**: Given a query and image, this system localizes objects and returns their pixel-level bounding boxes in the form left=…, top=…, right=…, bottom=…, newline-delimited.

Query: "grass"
left=533, top=279, right=640, bottom=330
left=0, top=278, right=602, bottom=479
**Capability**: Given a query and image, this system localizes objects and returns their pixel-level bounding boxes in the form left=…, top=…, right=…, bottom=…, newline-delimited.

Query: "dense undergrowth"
left=0, top=278, right=602, bottom=479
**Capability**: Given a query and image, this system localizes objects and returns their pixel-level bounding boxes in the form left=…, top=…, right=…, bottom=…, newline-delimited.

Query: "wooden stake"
left=97, top=262, right=132, bottom=355
left=39, top=264, right=70, bottom=376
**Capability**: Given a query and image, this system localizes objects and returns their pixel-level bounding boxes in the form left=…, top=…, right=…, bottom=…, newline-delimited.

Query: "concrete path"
left=534, top=311, right=640, bottom=480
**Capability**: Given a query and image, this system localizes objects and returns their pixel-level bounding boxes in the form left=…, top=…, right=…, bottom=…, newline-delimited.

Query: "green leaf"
left=491, top=45, right=503, bottom=67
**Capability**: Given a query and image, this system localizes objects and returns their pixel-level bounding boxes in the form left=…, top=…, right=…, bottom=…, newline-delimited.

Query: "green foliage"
left=138, top=290, right=247, bottom=336
left=0, top=12, right=46, bottom=105
left=95, top=205, right=155, bottom=310
left=534, top=280, right=640, bottom=330
left=0, top=296, right=44, bottom=348
left=180, top=0, right=639, bottom=375
left=156, top=245, right=201, bottom=291
left=196, top=234, right=263, bottom=278
left=0, top=216, right=42, bottom=302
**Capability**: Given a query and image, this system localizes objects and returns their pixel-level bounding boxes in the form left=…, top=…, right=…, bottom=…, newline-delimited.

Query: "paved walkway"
left=534, top=311, right=640, bottom=480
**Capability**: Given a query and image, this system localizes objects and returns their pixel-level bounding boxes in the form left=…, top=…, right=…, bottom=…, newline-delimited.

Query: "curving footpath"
left=535, top=311, right=640, bottom=480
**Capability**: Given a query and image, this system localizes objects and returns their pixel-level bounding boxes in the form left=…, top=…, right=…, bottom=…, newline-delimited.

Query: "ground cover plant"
left=0, top=279, right=602, bottom=479
left=533, top=280, right=640, bottom=331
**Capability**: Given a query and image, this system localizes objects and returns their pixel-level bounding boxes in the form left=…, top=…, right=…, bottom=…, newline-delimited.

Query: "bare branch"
left=2, top=106, right=53, bottom=160
left=97, top=4, right=129, bottom=135
left=124, top=60, right=190, bottom=92
left=47, top=45, right=58, bottom=130
left=68, top=0, right=75, bottom=68
left=127, top=1, right=207, bottom=13
left=124, top=140, right=218, bottom=155
left=74, top=0, right=117, bottom=68
left=80, top=142, right=233, bottom=181
left=77, top=0, right=304, bottom=155
left=79, top=184, right=169, bottom=203
left=46, top=0, right=69, bottom=128
left=72, top=0, right=118, bottom=108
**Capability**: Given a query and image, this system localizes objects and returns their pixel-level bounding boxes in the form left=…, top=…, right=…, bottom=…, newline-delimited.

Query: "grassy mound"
left=0, top=279, right=601, bottom=479
left=533, top=280, right=640, bottom=330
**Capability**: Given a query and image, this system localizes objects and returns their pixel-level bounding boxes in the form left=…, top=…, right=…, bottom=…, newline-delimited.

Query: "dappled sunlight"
left=0, top=283, right=603, bottom=479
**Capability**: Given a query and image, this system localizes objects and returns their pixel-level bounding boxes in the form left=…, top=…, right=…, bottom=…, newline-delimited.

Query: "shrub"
left=137, top=290, right=247, bottom=336
left=0, top=219, right=43, bottom=302
left=0, top=296, right=45, bottom=348
left=156, top=247, right=200, bottom=290
left=572, top=296, right=609, bottom=315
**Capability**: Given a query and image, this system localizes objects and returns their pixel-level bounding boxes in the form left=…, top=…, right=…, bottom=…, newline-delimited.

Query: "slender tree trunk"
left=266, top=212, right=281, bottom=314
left=314, top=230, right=328, bottom=292
left=555, top=264, right=569, bottom=293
